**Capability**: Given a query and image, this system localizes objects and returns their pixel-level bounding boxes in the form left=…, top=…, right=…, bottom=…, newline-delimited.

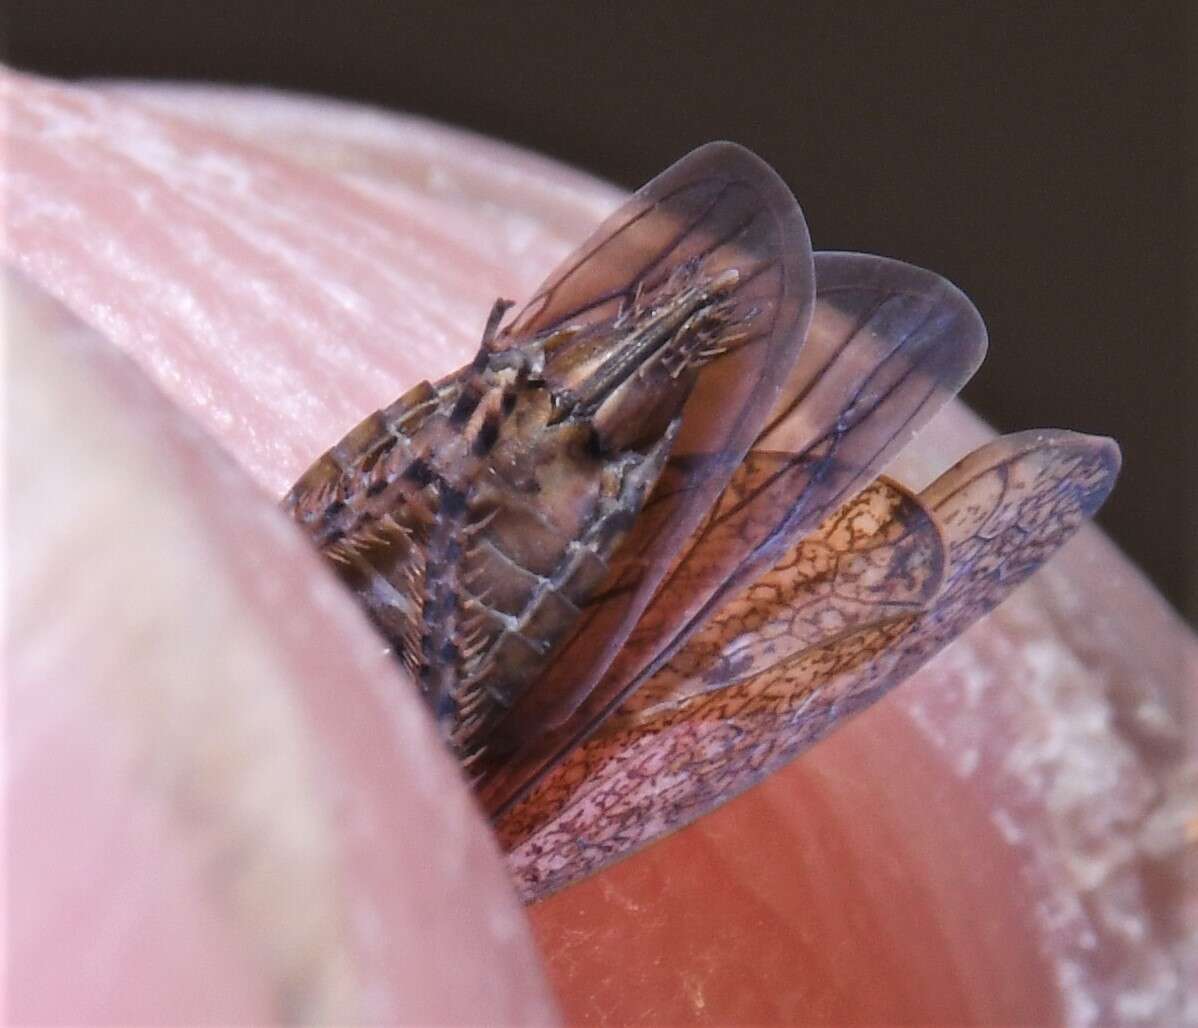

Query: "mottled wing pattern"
left=500, top=430, right=1120, bottom=901
left=476, top=143, right=816, bottom=810
left=482, top=251, right=986, bottom=818
left=616, top=475, right=946, bottom=723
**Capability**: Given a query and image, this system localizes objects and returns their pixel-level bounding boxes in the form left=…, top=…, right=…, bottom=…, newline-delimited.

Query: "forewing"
left=500, top=430, right=1120, bottom=901
left=476, top=143, right=815, bottom=811
left=482, top=251, right=986, bottom=818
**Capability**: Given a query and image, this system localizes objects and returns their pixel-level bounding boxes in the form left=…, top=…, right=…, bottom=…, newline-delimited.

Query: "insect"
left=284, top=143, right=1120, bottom=901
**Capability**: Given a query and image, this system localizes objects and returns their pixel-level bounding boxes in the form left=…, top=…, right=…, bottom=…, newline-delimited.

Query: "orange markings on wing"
left=500, top=431, right=1119, bottom=901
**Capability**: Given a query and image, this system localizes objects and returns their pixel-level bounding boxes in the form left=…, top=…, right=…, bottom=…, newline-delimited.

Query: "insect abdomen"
left=285, top=367, right=679, bottom=766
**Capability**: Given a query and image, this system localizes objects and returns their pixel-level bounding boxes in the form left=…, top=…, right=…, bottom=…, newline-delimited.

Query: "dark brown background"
left=5, top=1, right=1193, bottom=622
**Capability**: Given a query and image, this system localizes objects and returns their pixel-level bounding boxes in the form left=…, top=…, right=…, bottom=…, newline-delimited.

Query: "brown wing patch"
left=499, top=430, right=1119, bottom=902
left=614, top=475, right=944, bottom=725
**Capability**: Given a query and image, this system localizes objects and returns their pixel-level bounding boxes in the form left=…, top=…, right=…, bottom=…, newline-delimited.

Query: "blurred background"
left=5, top=1, right=1193, bottom=623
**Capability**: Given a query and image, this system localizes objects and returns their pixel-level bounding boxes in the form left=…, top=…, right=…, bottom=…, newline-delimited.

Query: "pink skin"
left=5, top=70, right=1196, bottom=1024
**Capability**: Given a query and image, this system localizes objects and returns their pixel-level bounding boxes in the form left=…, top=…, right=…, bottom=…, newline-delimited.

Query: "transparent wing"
left=483, top=251, right=986, bottom=817
left=500, top=430, right=1120, bottom=901
left=477, top=143, right=815, bottom=809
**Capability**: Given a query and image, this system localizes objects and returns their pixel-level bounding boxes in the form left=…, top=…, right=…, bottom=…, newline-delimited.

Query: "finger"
left=4, top=74, right=559, bottom=1025
left=8, top=70, right=1195, bottom=1027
